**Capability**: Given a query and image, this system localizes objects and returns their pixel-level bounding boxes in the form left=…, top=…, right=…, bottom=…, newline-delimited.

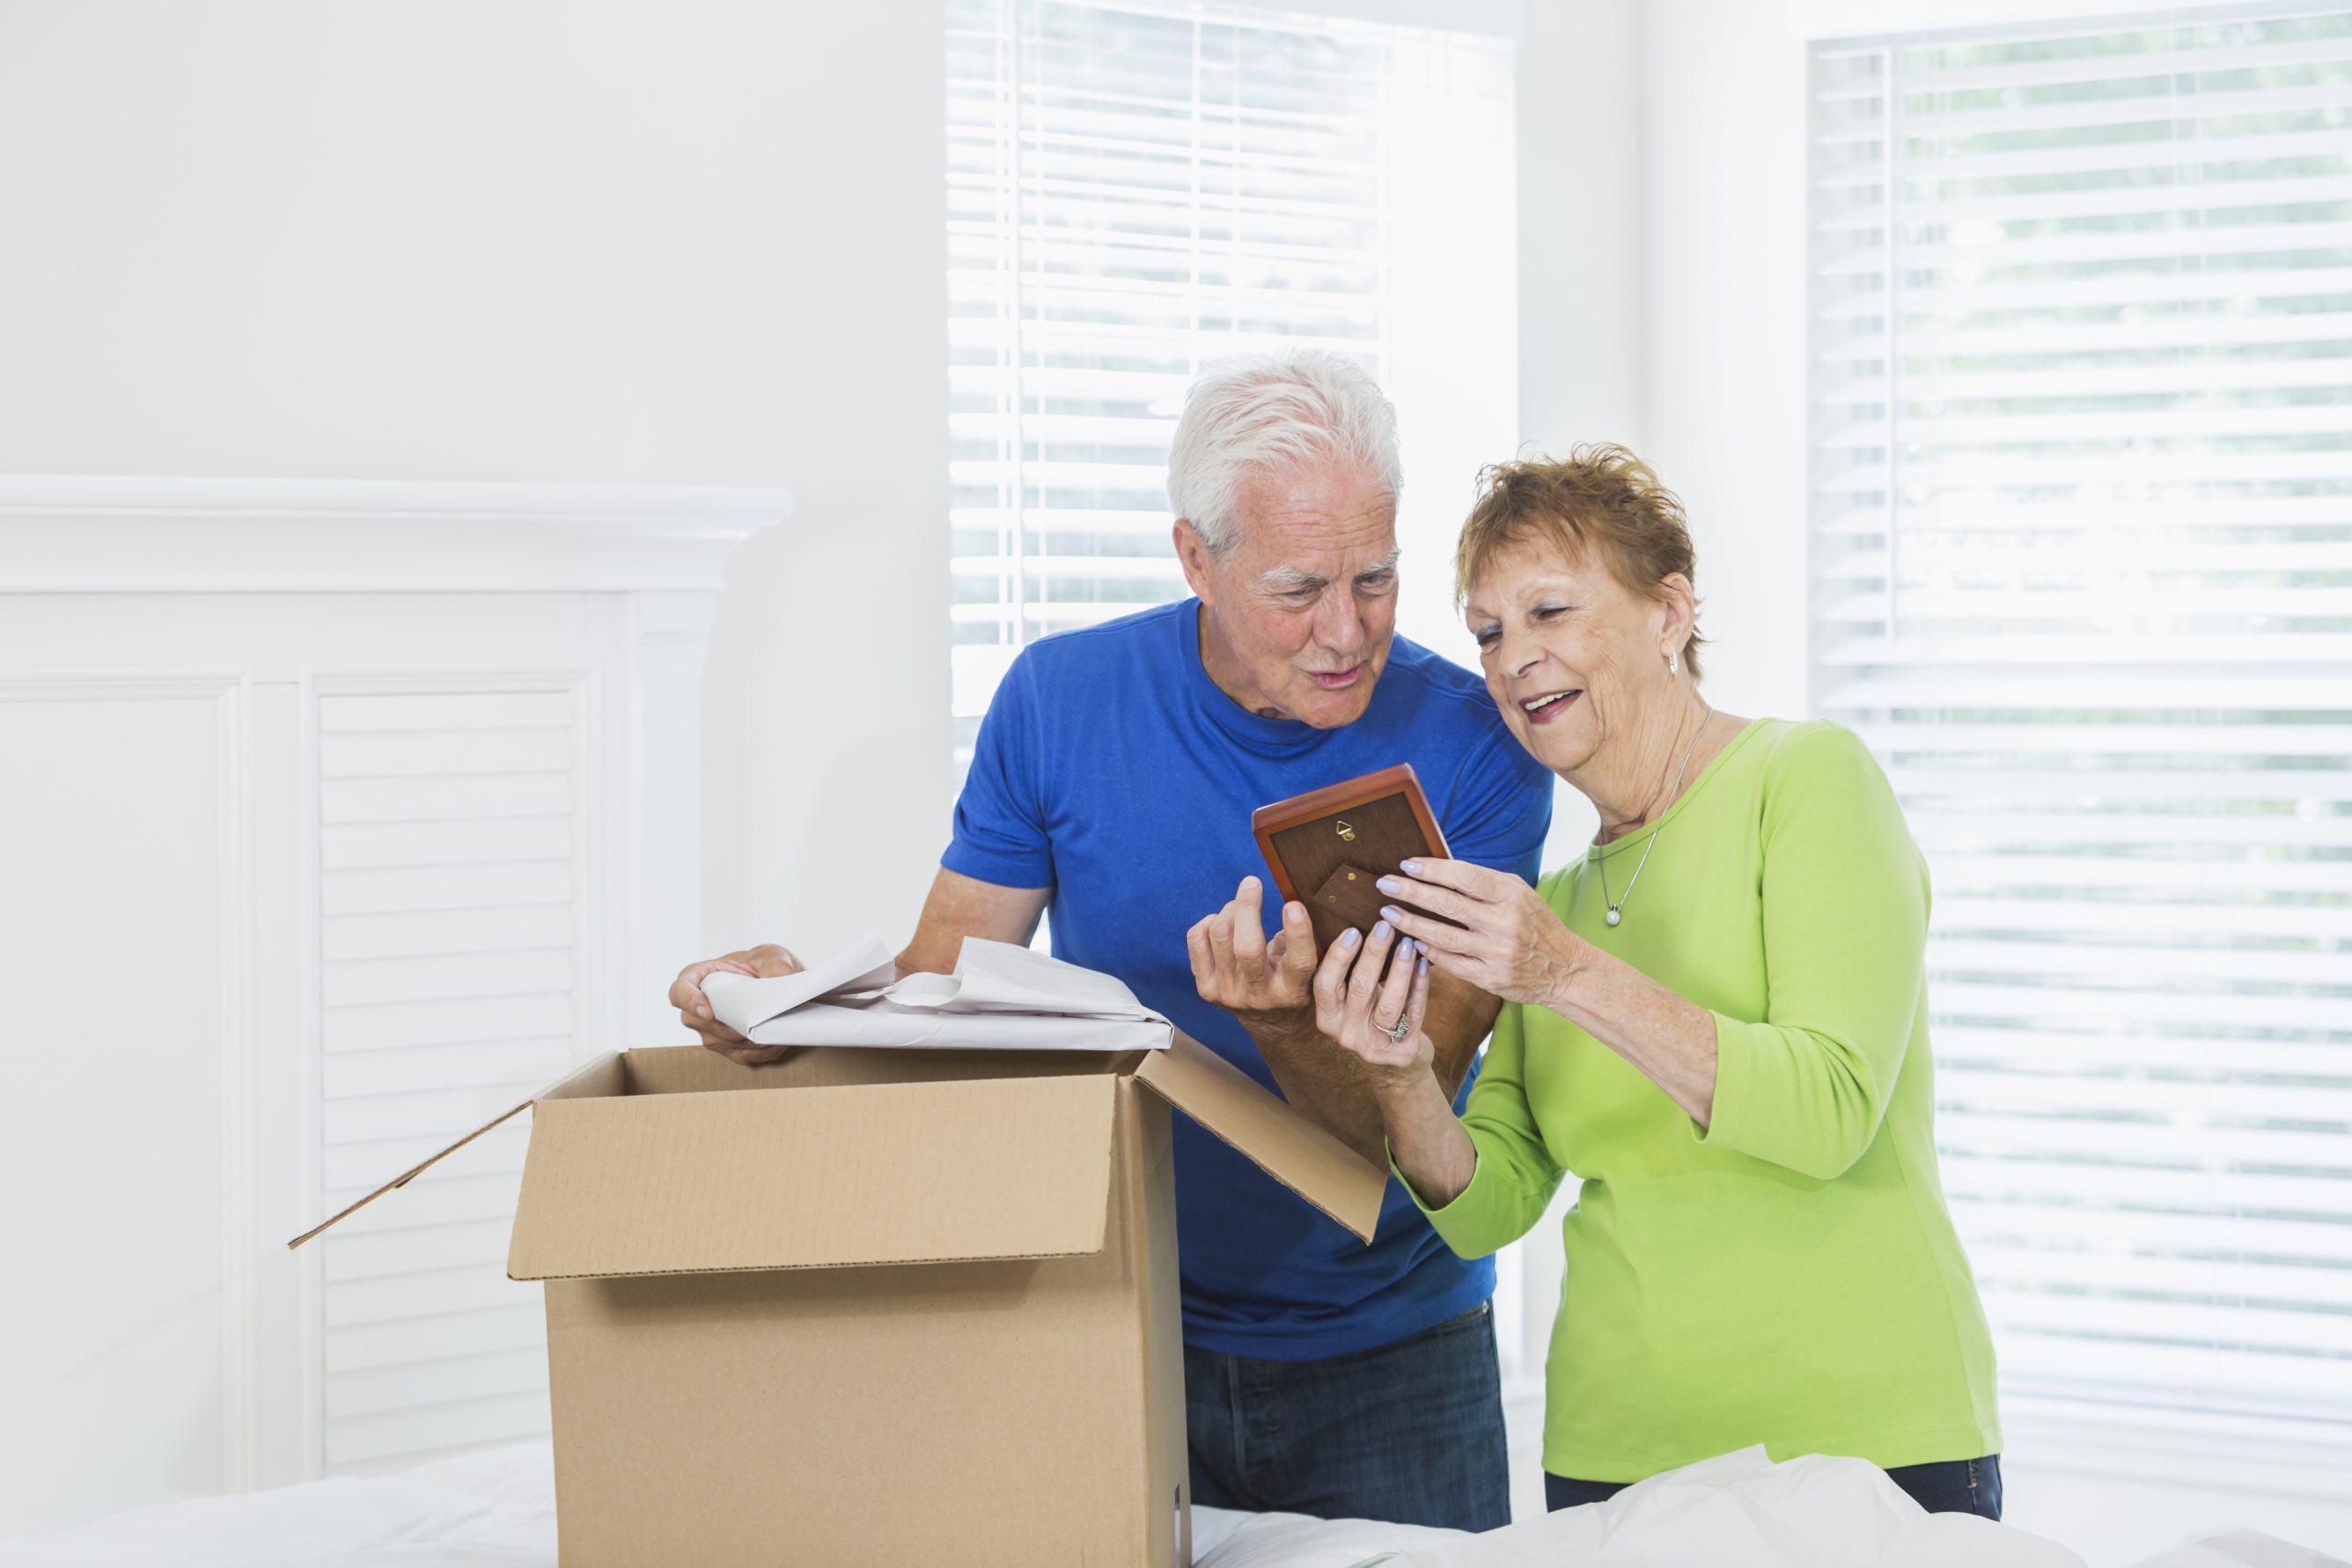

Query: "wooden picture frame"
left=1250, top=763, right=1453, bottom=953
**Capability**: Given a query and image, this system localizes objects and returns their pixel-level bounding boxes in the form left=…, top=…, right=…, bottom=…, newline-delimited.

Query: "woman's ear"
left=1656, top=572, right=1697, bottom=659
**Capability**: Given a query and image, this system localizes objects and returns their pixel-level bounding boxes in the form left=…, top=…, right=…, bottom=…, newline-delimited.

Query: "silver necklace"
left=1596, top=699, right=1712, bottom=928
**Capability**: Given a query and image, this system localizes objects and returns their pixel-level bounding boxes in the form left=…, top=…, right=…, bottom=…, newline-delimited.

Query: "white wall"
left=1510, top=0, right=1811, bottom=828
left=1637, top=1, right=1812, bottom=730
left=0, top=0, right=954, bottom=968
left=1518, top=0, right=1648, bottom=464
left=1516, top=0, right=1651, bottom=614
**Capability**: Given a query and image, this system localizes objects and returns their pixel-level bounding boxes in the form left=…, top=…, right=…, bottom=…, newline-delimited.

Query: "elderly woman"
left=1316, top=446, right=2003, bottom=1518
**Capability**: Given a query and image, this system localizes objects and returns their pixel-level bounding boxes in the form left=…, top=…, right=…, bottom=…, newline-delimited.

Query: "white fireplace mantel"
left=0, top=474, right=786, bottom=1535
left=0, top=475, right=789, bottom=593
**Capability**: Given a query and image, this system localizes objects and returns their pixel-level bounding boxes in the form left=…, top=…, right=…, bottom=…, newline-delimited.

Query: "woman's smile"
left=1519, top=688, right=1581, bottom=725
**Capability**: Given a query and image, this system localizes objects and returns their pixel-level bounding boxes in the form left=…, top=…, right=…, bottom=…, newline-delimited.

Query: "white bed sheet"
left=0, top=1441, right=2331, bottom=1568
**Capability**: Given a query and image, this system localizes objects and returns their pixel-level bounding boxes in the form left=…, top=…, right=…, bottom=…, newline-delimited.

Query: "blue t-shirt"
left=943, top=599, right=1553, bottom=1359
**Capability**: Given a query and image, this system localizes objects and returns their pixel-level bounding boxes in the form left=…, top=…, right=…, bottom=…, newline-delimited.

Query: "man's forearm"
left=1244, top=1007, right=1390, bottom=1165
left=1247, top=970, right=1498, bottom=1165
left=894, top=867, right=1050, bottom=979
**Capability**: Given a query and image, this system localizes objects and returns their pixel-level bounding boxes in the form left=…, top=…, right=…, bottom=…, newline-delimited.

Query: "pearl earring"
left=1668, top=652, right=1678, bottom=676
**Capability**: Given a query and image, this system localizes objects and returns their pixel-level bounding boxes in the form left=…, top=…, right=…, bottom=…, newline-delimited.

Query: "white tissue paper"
left=1367, top=1447, right=2086, bottom=1568
left=700, top=934, right=1172, bottom=1052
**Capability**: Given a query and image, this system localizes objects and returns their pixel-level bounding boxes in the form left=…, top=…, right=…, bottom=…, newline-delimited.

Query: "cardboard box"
left=293, top=1034, right=1385, bottom=1567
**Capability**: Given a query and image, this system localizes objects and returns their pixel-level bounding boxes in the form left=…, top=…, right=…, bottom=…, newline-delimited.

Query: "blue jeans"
left=1185, top=1302, right=1512, bottom=1530
left=1545, top=1453, right=2003, bottom=1520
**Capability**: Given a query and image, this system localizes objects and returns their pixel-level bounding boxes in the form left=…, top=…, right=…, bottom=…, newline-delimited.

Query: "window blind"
left=1808, top=10, right=2352, bottom=1435
left=944, top=0, right=1516, bottom=764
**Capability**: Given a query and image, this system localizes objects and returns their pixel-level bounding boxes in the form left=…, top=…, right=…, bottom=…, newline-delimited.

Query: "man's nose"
left=1313, top=589, right=1366, bottom=654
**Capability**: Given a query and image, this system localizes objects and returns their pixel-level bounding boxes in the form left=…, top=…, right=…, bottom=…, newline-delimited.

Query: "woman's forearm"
left=1546, top=949, right=1721, bottom=1125
left=1373, top=1066, right=1480, bottom=1208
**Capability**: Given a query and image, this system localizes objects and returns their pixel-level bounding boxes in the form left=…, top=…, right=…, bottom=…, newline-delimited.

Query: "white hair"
left=1165, top=350, right=1402, bottom=556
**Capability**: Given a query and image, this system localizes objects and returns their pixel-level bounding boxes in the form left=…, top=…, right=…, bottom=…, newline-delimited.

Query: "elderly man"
left=670, top=352, right=1549, bottom=1530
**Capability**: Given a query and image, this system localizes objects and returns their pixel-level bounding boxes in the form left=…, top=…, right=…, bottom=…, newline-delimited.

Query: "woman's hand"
left=1315, top=919, right=1481, bottom=1202
left=1311, top=919, right=1434, bottom=1090
left=1374, top=859, right=1589, bottom=1011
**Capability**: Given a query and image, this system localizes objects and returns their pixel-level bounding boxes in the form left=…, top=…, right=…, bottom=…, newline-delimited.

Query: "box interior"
left=617, top=1042, right=1135, bottom=1098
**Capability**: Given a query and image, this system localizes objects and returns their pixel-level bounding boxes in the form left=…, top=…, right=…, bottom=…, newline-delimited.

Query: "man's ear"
left=1174, top=519, right=1217, bottom=603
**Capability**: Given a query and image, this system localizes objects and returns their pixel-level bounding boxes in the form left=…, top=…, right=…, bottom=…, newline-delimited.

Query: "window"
left=944, top=0, right=1518, bottom=768
left=1808, top=9, right=2352, bottom=1449
left=944, top=0, right=1532, bottom=1378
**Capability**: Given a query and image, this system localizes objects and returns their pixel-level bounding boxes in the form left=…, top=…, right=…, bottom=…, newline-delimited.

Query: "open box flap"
left=506, top=1070, right=1118, bottom=1280
left=1133, top=1031, right=1385, bottom=1244
left=286, top=1053, right=623, bottom=1250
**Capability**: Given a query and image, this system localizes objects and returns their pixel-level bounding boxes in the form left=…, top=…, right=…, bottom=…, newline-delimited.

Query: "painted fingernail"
left=1381, top=906, right=1403, bottom=925
left=1371, top=921, right=1390, bottom=942
left=1376, top=876, right=1401, bottom=895
left=1418, top=956, right=1430, bottom=978
left=1340, top=927, right=1361, bottom=948
left=1400, top=859, right=1421, bottom=874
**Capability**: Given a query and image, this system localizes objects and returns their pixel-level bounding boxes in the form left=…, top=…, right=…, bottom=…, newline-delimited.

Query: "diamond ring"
left=1378, top=1013, right=1412, bottom=1044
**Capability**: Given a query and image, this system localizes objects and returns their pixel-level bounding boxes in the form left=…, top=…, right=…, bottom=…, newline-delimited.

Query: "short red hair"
left=1453, top=444, right=1705, bottom=679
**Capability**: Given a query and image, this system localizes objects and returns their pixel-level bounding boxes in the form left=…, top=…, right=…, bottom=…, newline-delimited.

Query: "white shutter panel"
left=1809, top=12, right=2352, bottom=1434
left=944, top=0, right=1514, bottom=764
left=315, top=686, right=585, bottom=1471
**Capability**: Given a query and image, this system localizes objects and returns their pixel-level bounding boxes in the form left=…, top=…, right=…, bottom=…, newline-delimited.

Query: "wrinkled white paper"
left=1369, top=1447, right=2085, bottom=1568
left=700, top=935, right=1171, bottom=1053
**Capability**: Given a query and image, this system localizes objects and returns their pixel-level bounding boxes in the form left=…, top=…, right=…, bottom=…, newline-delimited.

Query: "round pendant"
left=1605, top=906, right=1623, bottom=927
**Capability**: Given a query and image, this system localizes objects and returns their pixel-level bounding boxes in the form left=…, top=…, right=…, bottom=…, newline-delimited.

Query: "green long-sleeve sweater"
left=1413, top=718, right=2001, bottom=1483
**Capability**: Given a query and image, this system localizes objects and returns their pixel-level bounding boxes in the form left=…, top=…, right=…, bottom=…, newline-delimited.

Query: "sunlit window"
left=1809, top=8, right=2352, bottom=1445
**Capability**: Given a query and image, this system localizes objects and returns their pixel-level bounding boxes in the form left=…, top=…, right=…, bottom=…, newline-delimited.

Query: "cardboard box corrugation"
left=295, top=1033, right=1384, bottom=1567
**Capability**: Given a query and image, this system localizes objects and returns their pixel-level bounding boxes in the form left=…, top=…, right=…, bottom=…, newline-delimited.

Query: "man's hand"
left=1185, top=875, right=1318, bottom=1029
left=670, top=942, right=804, bottom=1066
